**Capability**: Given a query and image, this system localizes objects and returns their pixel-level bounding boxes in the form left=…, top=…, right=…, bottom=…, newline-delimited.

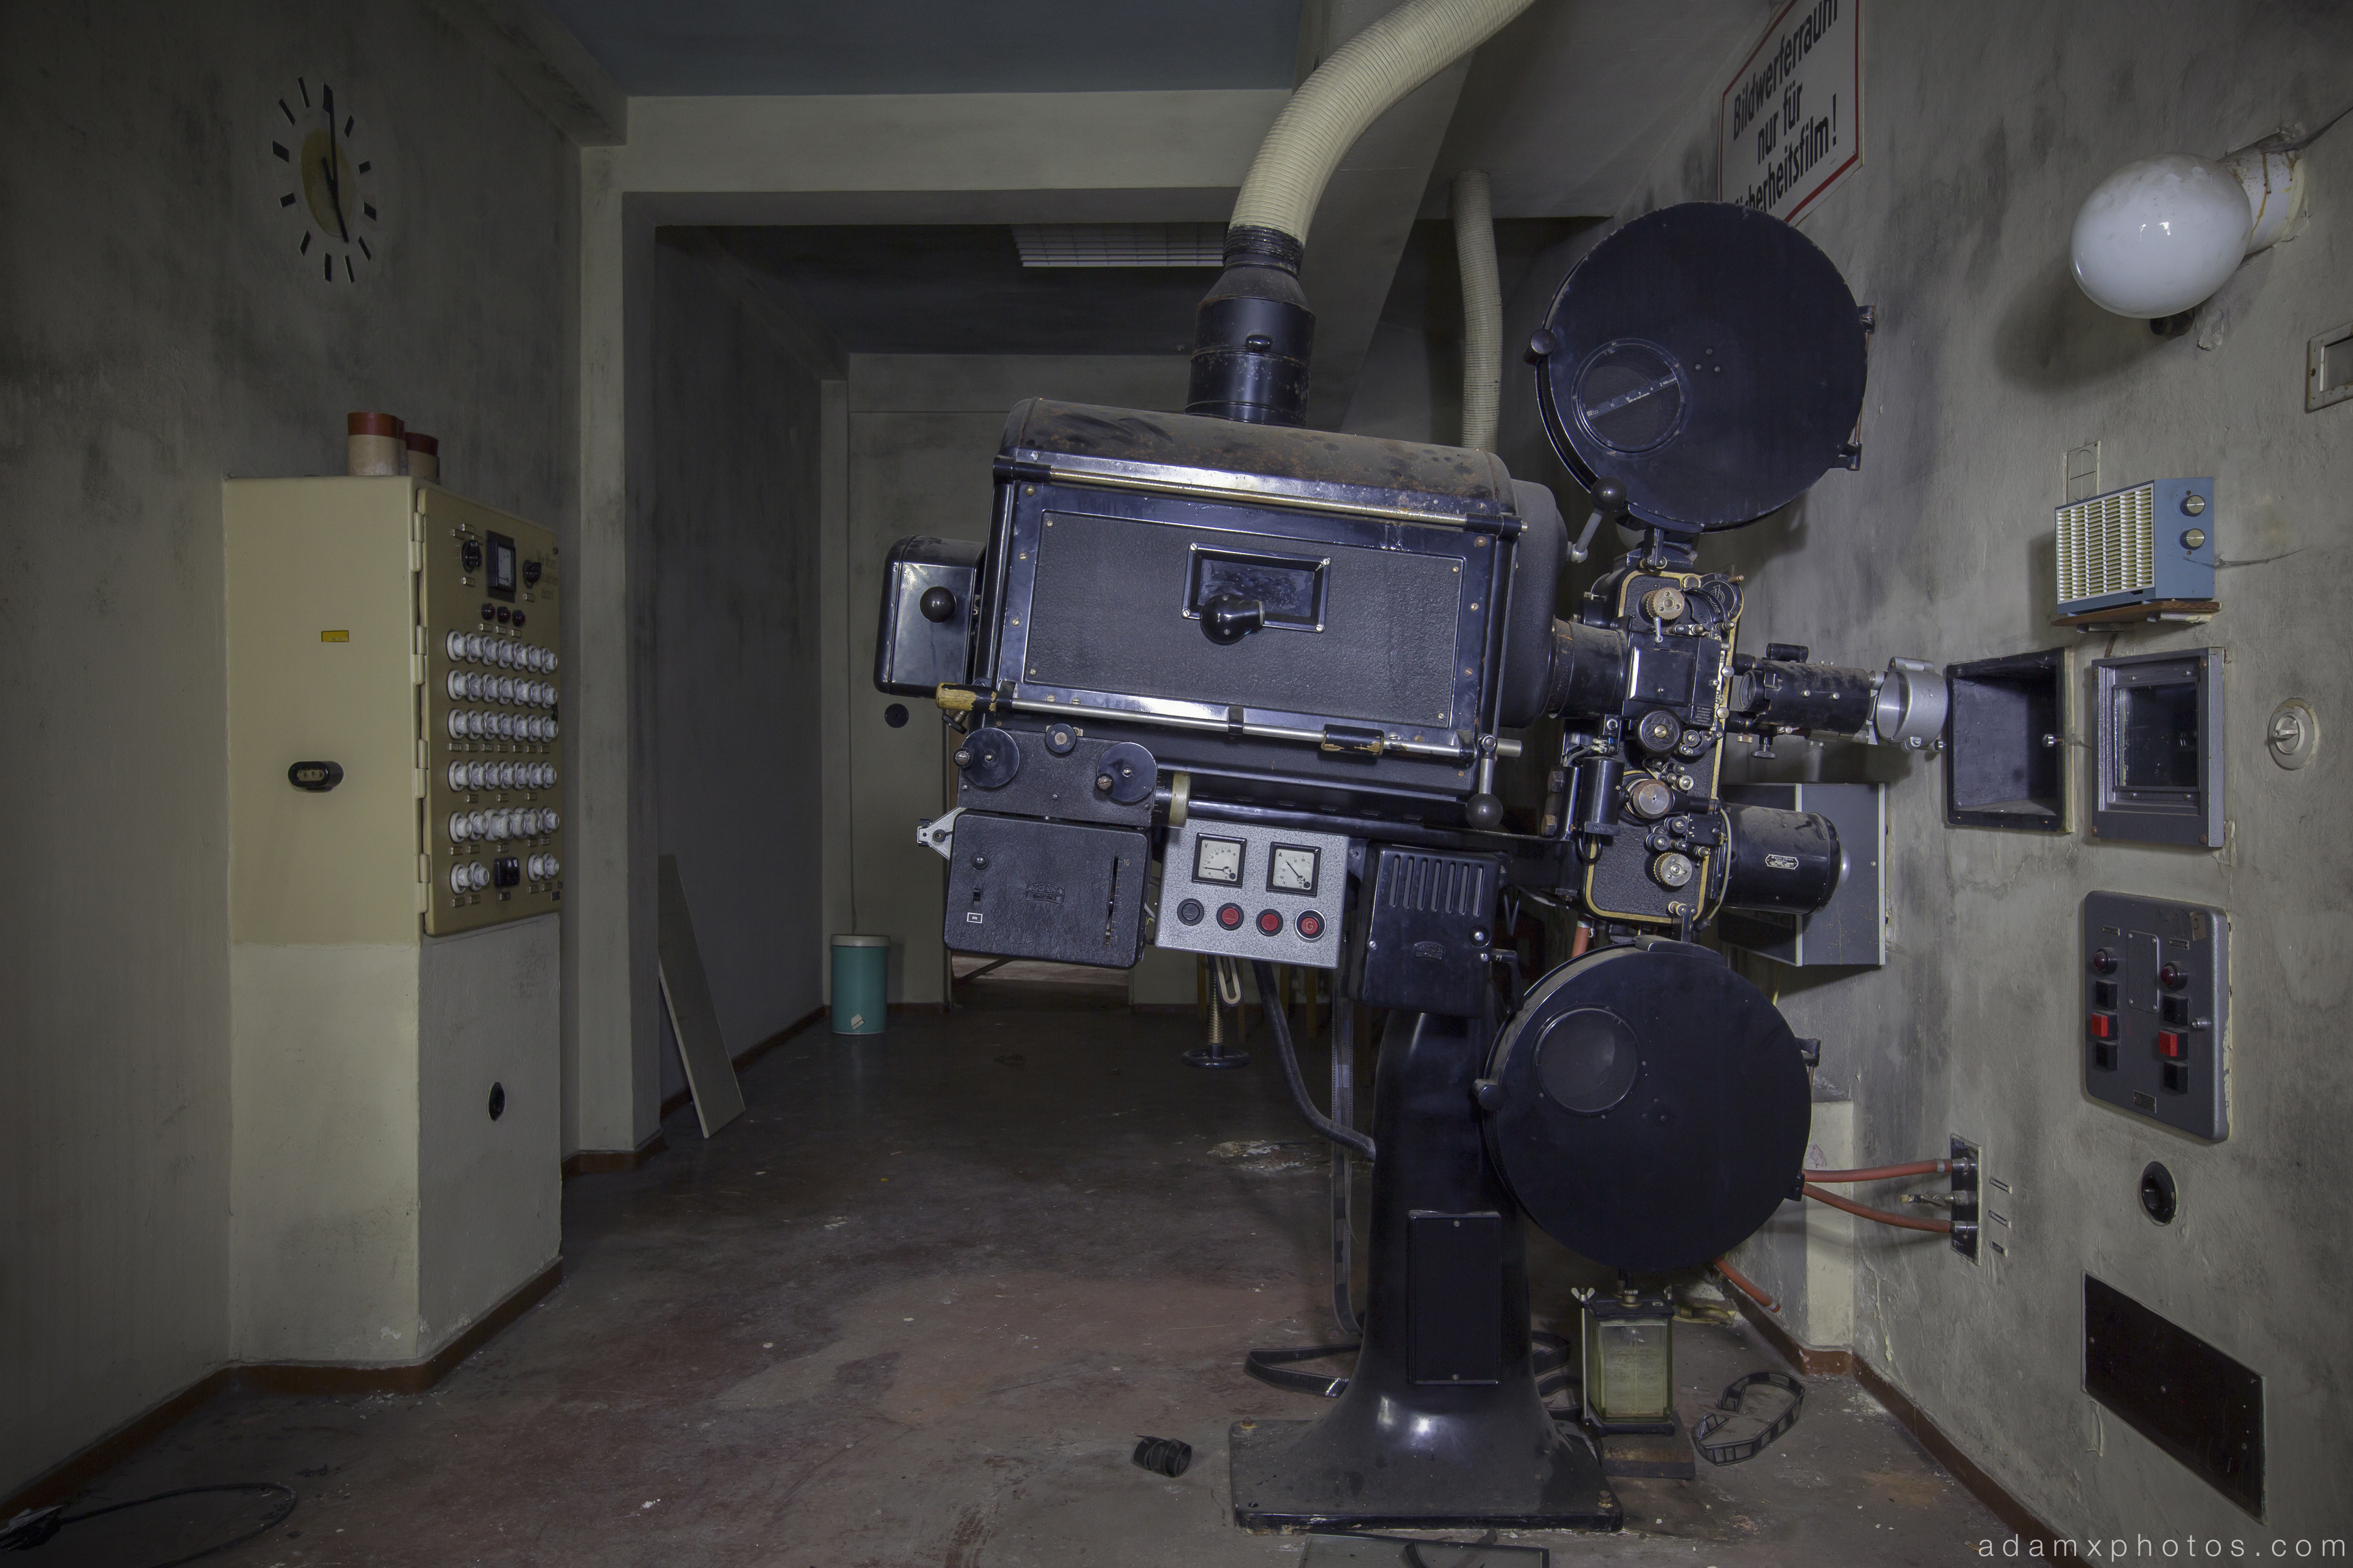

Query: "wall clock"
left=271, top=76, right=380, bottom=282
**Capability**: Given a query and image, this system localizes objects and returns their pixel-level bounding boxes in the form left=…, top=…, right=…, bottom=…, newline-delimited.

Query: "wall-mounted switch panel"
left=2081, top=892, right=2228, bottom=1140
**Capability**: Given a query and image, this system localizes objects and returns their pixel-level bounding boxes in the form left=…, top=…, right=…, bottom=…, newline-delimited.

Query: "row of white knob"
left=445, top=671, right=560, bottom=708
left=445, top=853, right=560, bottom=894
left=447, top=760, right=556, bottom=791
left=445, top=632, right=557, bottom=673
left=446, top=709, right=559, bottom=741
left=450, top=806, right=560, bottom=843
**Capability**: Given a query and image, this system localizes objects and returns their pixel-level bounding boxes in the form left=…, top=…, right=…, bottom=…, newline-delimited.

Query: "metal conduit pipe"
left=1453, top=169, right=1501, bottom=450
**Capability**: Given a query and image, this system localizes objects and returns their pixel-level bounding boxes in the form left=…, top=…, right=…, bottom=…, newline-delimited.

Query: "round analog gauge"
left=1193, top=836, right=1244, bottom=885
left=1269, top=845, right=1320, bottom=894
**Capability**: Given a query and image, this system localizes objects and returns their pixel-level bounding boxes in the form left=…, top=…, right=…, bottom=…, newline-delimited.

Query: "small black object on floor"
left=1132, top=1436, right=1193, bottom=1478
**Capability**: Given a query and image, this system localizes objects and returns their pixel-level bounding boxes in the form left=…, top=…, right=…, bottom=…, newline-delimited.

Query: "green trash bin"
left=831, top=935, right=889, bottom=1035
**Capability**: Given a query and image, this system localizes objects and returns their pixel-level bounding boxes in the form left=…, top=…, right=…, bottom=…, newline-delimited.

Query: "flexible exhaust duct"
left=1187, top=0, right=1537, bottom=425
left=1453, top=169, right=1500, bottom=450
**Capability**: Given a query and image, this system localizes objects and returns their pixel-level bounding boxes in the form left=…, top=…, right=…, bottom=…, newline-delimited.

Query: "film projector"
left=875, top=203, right=1947, bottom=1531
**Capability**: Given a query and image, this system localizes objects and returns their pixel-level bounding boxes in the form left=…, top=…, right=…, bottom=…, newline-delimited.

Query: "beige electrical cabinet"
left=225, top=477, right=561, bottom=1369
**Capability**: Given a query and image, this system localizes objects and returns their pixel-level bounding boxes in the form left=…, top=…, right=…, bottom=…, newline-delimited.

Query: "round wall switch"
left=2266, top=698, right=2320, bottom=770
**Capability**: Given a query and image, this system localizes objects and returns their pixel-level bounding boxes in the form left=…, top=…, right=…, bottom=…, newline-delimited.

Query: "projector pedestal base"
left=1229, top=1012, right=1621, bottom=1534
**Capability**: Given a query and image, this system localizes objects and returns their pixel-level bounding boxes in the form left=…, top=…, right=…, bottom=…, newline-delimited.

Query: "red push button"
left=1296, top=910, right=1325, bottom=940
left=2157, top=1029, right=2185, bottom=1059
left=1256, top=909, right=1284, bottom=936
left=2086, top=1013, right=2115, bottom=1040
left=1216, top=903, right=1244, bottom=930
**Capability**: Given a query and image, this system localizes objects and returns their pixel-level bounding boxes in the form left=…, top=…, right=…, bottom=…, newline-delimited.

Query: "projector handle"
left=1567, top=477, right=1628, bottom=564
left=1202, top=594, right=1267, bottom=645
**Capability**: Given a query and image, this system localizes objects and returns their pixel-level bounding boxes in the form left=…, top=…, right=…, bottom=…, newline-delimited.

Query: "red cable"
left=1803, top=1160, right=1951, bottom=1183
left=1712, top=1256, right=1779, bottom=1314
left=1802, top=1183, right=1952, bottom=1234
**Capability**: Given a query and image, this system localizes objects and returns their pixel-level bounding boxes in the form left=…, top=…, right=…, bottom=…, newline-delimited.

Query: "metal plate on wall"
left=2084, top=1275, right=2262, bottom=1516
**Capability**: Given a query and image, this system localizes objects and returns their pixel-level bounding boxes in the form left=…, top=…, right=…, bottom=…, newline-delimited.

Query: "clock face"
left=1269, top=844, right=1320, bottom=894
left=271, top=77, right=379, bottom=281
left=1193, top=836, right=1244, bottom=886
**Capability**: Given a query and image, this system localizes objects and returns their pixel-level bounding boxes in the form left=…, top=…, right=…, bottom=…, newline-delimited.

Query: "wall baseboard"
left=3, top=1258, right=562, bottom=1520
left=1729, top=1289, right=1854, bottom=1377
left=1732, top=1293, right=2059, bottom=1548
left=562, top=1128, right=666, bottom=1178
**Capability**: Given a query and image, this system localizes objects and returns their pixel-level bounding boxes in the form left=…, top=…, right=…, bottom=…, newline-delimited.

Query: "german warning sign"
left=1719, top=0, right=1861, bottom=224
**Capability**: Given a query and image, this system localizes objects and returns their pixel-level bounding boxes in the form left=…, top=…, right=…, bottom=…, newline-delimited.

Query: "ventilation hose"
left=1187, top=0, right=1536, bottom=425
left=1230, top=0, right=1534, bottom=246
left=1453, top=169, right=1500, bottom=450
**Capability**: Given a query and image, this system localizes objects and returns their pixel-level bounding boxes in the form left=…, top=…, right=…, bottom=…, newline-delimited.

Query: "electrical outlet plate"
left=1950, top=1136, right=1980, bottom=1262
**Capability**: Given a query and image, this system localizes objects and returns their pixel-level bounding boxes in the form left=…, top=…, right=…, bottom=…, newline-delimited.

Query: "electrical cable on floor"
left=1, top=1482, right=297, bottom=1566
left=1802, top=1181, right=1952, bottom=1234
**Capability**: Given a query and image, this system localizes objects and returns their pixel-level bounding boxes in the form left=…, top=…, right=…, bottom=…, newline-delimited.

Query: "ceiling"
left=711, top=227, right=1213, bottom=355
left=610, top=2, right=1779, bottom=396
left=1423, top=0, right=1775, bottom=216
left=541, top=0, right=1304, bottom=96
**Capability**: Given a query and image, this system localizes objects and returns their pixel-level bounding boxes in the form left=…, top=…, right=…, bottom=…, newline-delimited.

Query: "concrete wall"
left=838, top=356, right=1187, bottom=1005
left=1494, top=0, right=2353, bottom=1540
left=651, top=235, right=829, bottom=1078
left=574, top=90, right=1283, bottom=1155
left=0, top=0, right=577, bottom=1498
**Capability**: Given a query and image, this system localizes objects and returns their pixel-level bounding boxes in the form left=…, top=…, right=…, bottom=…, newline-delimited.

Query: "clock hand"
left=321, top=119, right=349, bottom=241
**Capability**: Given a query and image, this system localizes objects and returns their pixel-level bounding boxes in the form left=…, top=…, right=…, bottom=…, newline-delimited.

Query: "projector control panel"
left=420, top=488, right=564, bottom=936
left=1156, top=821, right=1352, bottom=971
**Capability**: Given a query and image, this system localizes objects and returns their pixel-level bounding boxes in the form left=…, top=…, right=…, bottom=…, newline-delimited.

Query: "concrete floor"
left=51, top=992, right=2007, bottom=1566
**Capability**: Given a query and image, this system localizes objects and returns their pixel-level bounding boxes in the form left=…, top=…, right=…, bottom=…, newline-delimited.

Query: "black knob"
left=1202, top=594, right=1265, bottom=645
left=1243, top=334, right=1274, bottom=354
left=919, top=586, right=957, bottom=623
left=2090, top=948, right=2118, bottom=976
left=1591, top=479, right=1629, bottom=519
left=1464, top=793, right=1505, bottom=829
